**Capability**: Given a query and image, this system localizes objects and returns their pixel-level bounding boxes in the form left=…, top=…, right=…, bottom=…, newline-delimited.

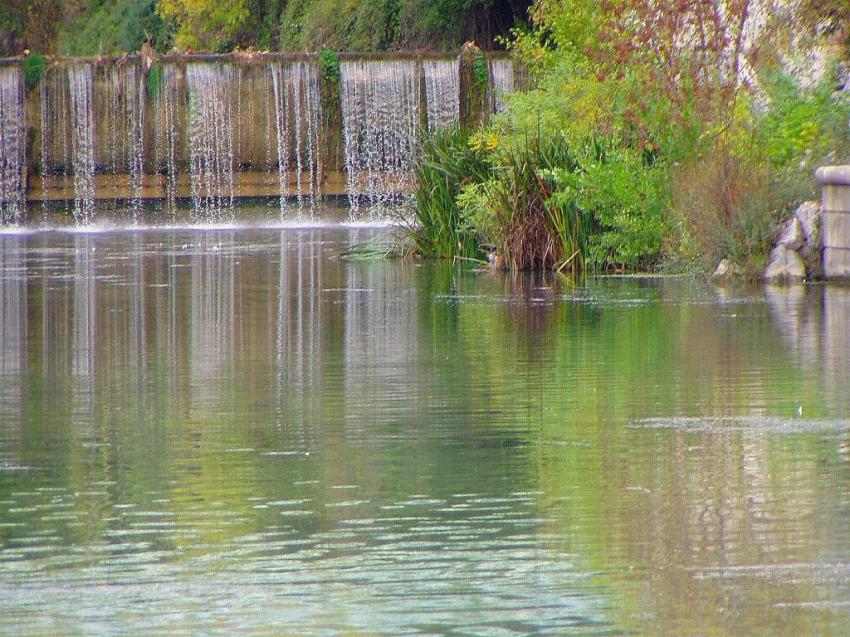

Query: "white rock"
left=778, top=217, right=805, bottom=250
left=764, top=245, right=806, bottom=281
left=794, top=201, right=821, bottom=247
left=712, top=258, right=742, bottom=279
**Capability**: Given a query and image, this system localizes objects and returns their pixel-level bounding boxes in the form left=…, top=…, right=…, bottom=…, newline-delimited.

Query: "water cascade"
left=423, top=59, right=460, bottom=131
left=40, top=67, right=69, bottom=214
left=68, top=64, right=97, bottom=221
left=98, top=64, right=145, bottom=216
left=0, top=66, right=26, bottom=222
left=153, top=63, right=182, bottom=215
left=488, top=58, right=514, bottom=115
left=186, top=63, right=235, bottom=220
left=340, top=60, right=421, bottom=218
left=13, top=52, right=514, bottom=220
left=269, top=61, right=323, bottom=217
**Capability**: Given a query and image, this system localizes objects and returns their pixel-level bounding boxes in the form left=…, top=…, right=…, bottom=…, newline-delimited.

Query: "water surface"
left=2, top=225, right=850, bottom=635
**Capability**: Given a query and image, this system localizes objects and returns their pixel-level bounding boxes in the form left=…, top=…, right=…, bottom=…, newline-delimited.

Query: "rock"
left=712, top=258, right=743, bottom=279
left=795, top=201, right=823, bottom=279
left=795, top=201, right=821, bottom=246
left=800, top=241, right=824, bottom=280
left=764, top=245, right=806, bottom=281
left=488, top=251, right=506, bottom=270
left=777, top=217, right=805, bottom=250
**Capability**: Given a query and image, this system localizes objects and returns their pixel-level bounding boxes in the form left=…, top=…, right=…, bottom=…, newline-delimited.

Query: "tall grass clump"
left=412, top=127, right=492, bottom=259
left=413, top=125, right=663, bottom=273
left=465, top=135, right=593, bottom=272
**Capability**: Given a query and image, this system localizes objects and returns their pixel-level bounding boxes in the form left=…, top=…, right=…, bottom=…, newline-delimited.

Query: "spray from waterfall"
left=340, top=60, right=421, bottom=219
left=0, top=66, right=26, bottom=223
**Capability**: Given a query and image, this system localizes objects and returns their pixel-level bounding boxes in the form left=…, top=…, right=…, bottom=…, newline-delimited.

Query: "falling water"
left=423, top=59, right=459, bottom=131
left=340, top=60, right=421, bottom=218
left=124, top=65, right=146, bottom=217
left=488, top=58, right=514, bottom=115
left=99, top=64, right=145, bottom=217
left=0, top=66, right=26, bottom=223
left=186, top=63, right=235, bottom=221
left=270, top=61, right=322, bottom=217
left=40, top=67, right=68, bottom=215
left=68, top=64, right=97, bottom=222
left=153, top=63, right=182, bottom=216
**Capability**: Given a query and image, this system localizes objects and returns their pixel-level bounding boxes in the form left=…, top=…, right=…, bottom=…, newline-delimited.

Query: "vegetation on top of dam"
left=0, top=1, right=531, bottom=56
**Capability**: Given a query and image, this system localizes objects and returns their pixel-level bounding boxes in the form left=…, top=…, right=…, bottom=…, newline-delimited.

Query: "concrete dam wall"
left=0, top=50, right=516, bottom=222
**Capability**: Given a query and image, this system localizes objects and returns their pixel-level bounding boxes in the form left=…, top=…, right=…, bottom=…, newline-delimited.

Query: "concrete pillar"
left=815, top=166, right=850, bottom=279
left=458, top=42, right=488, bottom=129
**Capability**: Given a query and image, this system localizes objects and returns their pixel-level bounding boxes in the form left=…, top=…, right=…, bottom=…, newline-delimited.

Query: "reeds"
left=411, top=127, right=490, bottom=259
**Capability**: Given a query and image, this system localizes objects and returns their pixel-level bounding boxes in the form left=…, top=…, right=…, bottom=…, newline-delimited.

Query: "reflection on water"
left=1, top=228, right=850, bottom=635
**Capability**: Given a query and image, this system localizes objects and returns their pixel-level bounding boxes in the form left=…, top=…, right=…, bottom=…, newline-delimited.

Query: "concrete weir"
left=816, top=166, right=850, bottom=279
left=0, top=49, right=514, bottom=220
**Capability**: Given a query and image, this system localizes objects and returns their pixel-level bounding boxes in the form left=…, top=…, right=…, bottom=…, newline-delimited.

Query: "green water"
left=1, top=225, right=850, bottom=635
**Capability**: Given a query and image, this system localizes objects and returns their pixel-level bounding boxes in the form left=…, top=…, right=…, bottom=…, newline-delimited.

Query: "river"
left=1, top=221, right=849, bottom=635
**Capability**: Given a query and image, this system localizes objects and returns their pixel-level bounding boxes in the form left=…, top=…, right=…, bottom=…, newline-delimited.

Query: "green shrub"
left=145, top=59, right=163, bottom=99
left=319, top=48, right=339, bottom=85
left=23, top=53, right=46, bottom=90
left=472, top=51, right=488, bottom=88
left=671, top=148, right=777, bottom=274
left=471, top=134, right=662, bottom=273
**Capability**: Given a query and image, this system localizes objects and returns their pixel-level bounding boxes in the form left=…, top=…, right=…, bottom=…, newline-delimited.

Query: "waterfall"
left=340, top=60, right=421, bottom=218
left=186, top=63, right=235, bottom=221
left=488, top=58, right=514, bottom=115
left=0, top=66, right=26, bottom=223
left=126, top=65, right=145, bottom=217
left=40, top=67, right=66, bottom=215
left=98, top=64, right=145, bottom=217
left=269, top=61, right=323, bottom=218
left=153, top=63, right=181, bottom=216
left=68, top=64, right=97, bottom=222
left=423, top=59, right=459, bottom=131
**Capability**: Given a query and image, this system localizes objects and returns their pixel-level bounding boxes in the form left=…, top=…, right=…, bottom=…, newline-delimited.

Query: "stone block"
left=825, top=247, right=850, bottom=279
left=821, top=184, right=850, bottom=213
left=822, top=210, right=850, bottom=250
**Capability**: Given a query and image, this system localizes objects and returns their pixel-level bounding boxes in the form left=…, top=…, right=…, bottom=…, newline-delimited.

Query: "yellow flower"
left=468, top=133, right=485, bottom=152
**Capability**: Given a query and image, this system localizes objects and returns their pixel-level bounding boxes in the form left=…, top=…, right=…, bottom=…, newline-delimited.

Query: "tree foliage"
left=0, top=0, right=63, bottom=55
left=1, top=0, right=530, bottom=55
left=58, top=1, right=172, bottom=55
left=157, top=0, right=249, bottom=51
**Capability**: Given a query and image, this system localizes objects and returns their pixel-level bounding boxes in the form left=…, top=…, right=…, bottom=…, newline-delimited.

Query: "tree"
left=157, top=0, right=250, bottom=51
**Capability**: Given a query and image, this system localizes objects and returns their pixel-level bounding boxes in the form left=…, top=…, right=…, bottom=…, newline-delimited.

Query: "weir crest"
left=0, top=51, right=514, bottom=222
